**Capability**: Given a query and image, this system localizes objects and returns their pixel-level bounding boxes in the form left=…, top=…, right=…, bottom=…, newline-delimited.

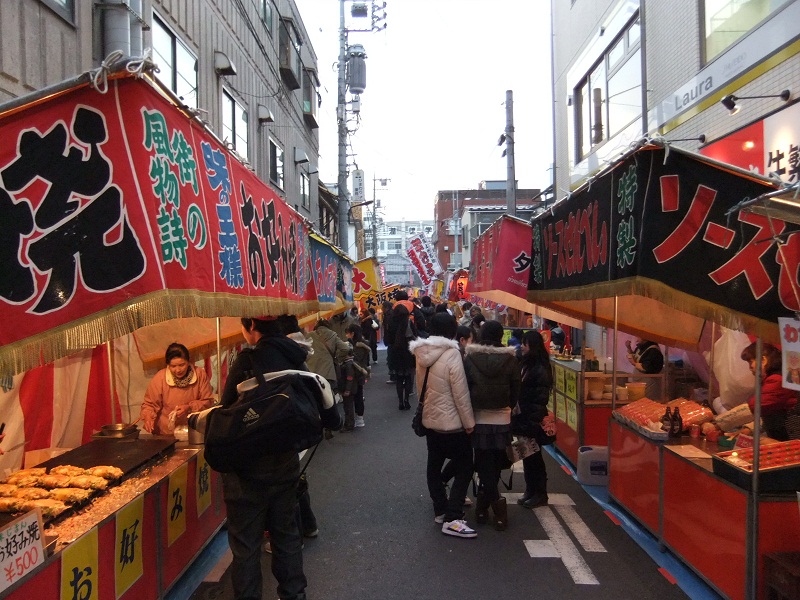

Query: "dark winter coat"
left=385, top=304, right=417, bottom=373
left=463, top=344, right=521, bottom=412
left=511, top=354, right=552, bottom=437
left=352, top=341, right=372, bottom=384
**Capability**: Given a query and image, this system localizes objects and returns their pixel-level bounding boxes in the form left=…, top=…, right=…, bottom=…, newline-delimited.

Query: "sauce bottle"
left=670, top=407, right=683, bottom=438
left=661, top=407, right=672, bottom=432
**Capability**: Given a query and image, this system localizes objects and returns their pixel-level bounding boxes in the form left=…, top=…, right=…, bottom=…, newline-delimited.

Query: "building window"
left=279, top=18, right=301, bottom=89
left=704, top=0, right=791, bottom=62
left=260, top=0, right=273, bottom=36
left=222, top=90, right=248, bottom=160
left=379, top=241, right=385, bottom=250
left=269, top=138, right=285, bottom=189
left=302, top=69, right=320, bottom=128
left=573, top=15, right=641, bottom=161
left=42, top=0, right=73, bottom=22
left=300, top=173, right=310, bottom=209
left=152, top=15, right=198, bottom=109
left=389, top=241, right=402, bottom=251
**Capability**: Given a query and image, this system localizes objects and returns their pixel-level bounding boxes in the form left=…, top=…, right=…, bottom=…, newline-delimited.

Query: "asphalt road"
left=187, top=348, right=701, bottom=600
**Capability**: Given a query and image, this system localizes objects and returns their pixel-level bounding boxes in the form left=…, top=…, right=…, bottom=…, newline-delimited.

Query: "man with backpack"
left=219, top=316, right=342, bottom=600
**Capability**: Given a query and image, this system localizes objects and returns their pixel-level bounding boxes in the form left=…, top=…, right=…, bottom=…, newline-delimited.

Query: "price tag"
left=0, top=509, right=46, bottom=593
left=556, top=395, right=567, bottom=422
left=567, top=400, right=578, bottom=431
left=565, top=370, right=577, bottom=400
left=554, top=365, right=565, bottom=393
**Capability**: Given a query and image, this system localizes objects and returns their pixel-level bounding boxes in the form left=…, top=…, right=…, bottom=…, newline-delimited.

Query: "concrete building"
left=431, top=181, right=544, bottom=271
left=551, top=0, right=800, bottom=195
left=2, top=0, right=334, bottom=241
left=361, top=217, right=435, bottom=286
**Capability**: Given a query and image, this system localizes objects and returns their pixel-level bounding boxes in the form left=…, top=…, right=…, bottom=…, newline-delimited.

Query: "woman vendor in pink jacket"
left=141, top=342, right=215, bottom=435
left=741, top=342, right=798, bottom=441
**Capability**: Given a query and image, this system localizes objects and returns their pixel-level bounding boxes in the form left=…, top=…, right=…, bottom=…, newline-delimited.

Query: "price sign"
left=556, top=395, right=567, bottom=422
left=567, top=400, right=578, bottom=431
left=0, top=509, right=46, bottom=593
left=554, top=364, right=565, bottom=393
left=565, top=370, right=577, bottom=400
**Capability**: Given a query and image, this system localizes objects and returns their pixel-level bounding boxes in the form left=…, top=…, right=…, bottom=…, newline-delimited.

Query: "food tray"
left=712, top=440, right=800, bottom=491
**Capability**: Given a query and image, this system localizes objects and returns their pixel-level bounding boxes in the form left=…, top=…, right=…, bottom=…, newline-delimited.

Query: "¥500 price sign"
left=0, top=509, right=46, bottom=592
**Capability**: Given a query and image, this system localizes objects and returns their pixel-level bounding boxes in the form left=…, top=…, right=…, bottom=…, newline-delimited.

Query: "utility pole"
left=336, top=0, right=349, bottom=252
left=505, top=89, right=516, bottom=217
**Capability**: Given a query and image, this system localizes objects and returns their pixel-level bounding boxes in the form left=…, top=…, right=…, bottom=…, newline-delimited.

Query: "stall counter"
left=609, top=419, right=800, bottom=600
left=1, top=444, right=225, bottom=600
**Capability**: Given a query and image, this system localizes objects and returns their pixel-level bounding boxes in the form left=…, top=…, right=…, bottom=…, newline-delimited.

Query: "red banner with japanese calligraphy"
left=0, top=74, right=318, bottom=376
left=527, top=144, right=788, bottom=349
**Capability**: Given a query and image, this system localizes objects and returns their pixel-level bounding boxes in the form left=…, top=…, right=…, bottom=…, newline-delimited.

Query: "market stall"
left=0, top=61, right=345, bottom=599
left=527, top=140, right=799, bottom=599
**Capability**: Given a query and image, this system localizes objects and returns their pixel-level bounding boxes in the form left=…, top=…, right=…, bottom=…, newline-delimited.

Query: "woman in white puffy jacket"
left=409, top=312, right=477, bottom=538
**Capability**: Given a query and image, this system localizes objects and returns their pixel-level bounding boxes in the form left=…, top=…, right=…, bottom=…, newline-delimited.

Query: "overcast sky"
left=295, top=0, right=553, bottom=222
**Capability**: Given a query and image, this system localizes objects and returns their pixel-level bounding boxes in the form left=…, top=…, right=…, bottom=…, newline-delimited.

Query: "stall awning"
left=0, top=70, right=337, bottom=377
left=527, top=143, right=793, bottom=350
left=469, top=215, right=582, bottom=329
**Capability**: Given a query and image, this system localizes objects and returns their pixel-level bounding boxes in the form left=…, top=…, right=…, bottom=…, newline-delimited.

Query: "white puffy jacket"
left=409, top=336, right=475, bottom=433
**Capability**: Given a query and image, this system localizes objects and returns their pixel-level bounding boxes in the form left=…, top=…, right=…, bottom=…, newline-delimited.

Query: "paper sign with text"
left=61, top=527, right=98, bottom=600
left=0, top=509, right=45, bottom=593
left=779, top=317, right=800, bottom=390
left=167, top=463, right=188, bottom=546
left=115, top=494, right=144, bottom=598
left=196, top=451, right=212, bottom=517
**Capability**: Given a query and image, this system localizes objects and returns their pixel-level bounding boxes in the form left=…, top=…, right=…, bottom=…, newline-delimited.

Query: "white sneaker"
left=434, top=514, right=445, bottom=524
left=354, top=416, right=365, bottom=427
left=441, top=519, right=477, bottom=538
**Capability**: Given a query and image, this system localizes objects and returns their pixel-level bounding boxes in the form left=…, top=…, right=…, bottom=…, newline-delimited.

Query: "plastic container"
left=577, top=445, right=609, bottom=486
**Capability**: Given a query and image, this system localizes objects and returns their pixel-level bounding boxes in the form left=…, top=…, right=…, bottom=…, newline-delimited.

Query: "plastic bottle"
left=670, top=407, right=683, bottom=438
left=660, top=406, right=672, bottom=432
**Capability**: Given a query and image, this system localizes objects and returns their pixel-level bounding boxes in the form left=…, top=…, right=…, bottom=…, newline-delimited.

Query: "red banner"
left=0, top=75, right=317, bottom=372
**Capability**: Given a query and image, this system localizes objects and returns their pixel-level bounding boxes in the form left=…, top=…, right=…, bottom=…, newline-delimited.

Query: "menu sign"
left=0, top=509, right=45, bottom=593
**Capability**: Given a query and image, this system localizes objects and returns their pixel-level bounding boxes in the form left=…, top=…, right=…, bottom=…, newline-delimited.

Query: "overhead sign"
left=352, top=258, right=382, bottom=301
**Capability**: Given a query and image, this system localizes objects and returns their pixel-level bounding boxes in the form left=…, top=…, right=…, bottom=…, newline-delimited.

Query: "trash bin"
left=577, top=445, right=609, bottom=486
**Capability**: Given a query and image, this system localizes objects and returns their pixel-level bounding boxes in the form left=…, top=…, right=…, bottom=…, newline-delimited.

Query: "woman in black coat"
left=385, top=302, right=417, bottom=410
left=512, top=330, right=552, bottom=508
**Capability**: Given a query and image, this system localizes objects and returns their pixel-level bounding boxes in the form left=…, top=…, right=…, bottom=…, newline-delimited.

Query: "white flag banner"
left=407, top=232, right=442, bottom=286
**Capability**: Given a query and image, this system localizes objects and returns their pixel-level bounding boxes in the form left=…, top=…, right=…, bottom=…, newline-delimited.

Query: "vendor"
left=740, top=342, right=798, bottom=441
left=141, top=343, right=215, bottom=435
left=625, top=338, right=664, bottom=399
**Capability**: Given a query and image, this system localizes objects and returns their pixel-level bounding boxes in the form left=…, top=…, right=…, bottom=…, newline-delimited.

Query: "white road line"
left=524, top=539, right=560, bottom=558
left=534, top=506, right=599, bottom=585
left=554, top=504, right=607, bottom=553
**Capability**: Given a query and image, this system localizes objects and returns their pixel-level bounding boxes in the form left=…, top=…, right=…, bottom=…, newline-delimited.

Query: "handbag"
left=532, top=410, right=557, bottom=446
left=411, top=367, right=432, bottom=437
left=510, top=435, right=540, bottom=461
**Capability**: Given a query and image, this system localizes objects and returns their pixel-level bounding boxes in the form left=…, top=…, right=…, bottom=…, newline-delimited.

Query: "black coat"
left=511, top=354, right=552, bottom=437
left=385, top=304, right=417, bottom=373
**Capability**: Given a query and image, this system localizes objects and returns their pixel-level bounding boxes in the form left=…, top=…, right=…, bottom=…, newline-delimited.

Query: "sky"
left=294, top=0, right=554, bottom=222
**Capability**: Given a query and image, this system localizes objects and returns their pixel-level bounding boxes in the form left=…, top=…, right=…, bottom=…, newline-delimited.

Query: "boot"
left=492, top=497, right=508, bottom=531
left=398, top=398, right=405, bottom=410
left=475, top=490, right=490, bottom=525
left=402, top=397, right=411, bottom=410
left=522, top=492, right=548, bottom=509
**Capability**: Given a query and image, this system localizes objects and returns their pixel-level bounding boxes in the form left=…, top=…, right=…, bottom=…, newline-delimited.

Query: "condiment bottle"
left=661, top=406, right=672, bottom=432
left=670, top=407, right=683, bottom=438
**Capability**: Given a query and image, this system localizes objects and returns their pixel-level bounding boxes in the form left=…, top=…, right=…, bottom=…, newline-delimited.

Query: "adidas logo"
left=242, top=408, right=260, bottom=423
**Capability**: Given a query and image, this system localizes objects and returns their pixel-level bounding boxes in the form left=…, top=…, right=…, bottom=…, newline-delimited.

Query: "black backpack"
left=201, top=361, right=328, bottom=473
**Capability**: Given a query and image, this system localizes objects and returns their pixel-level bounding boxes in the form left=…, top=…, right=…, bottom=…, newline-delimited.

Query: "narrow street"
left=180, top=349, right=722, bottom=600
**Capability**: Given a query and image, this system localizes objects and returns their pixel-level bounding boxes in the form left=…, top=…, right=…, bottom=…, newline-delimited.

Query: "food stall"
left=0, top=62, right=344, bottom=598
left=527, top=140, right=799, bottom=599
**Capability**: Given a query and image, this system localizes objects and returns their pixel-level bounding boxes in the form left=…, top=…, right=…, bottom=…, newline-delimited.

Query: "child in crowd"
left=345, top=323, right=371, bottom=428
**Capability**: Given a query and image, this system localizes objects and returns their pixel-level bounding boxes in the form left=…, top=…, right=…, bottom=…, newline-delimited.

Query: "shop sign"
left=196, top=451, right=212, bottom=517
left=566, top=400, right=578, bottom=431
left=779, top=317, right=800, bottom=390
left=352, top=258, right=382, bottom=302
left=352, top=169, right=365, bottom=203
left=406, top=233, right=441, bottom=286
left=361, top=284, right=400, bottom=311
left=529, top=146, right=791, bottom=325
left=310, top=237, right=353, bottom=306
left=61, top=527, right=98, bottom=600
left=0, top=509, right=45, bottom=593
left=167, top=463, right=188, bottom=547
left=115, top=494, right=144, bottom=598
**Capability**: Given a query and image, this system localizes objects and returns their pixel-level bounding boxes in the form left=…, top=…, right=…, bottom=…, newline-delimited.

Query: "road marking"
left=554, top=504, right=607, bottom=553
left=524, top=539, right=560, bottom=558
left=534, top=506, right=599, bottom=585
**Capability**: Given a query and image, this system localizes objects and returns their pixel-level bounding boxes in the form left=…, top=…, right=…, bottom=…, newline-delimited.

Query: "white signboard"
left=779, top=317, right=800, bottom=390
left=0, top=509, right=46, bottom=593
left=352, top=169, right=365, bottom=203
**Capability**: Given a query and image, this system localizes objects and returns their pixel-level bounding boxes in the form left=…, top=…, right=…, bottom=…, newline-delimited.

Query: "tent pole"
left=708, top=322, right=717, bottom=404
left=611, top=296, right=619, bottom=411
left=746, top=339, right=763, bottom=600
left=216, top=318, right=222, bottom=404
left=106, top=340, right=116, bottom=423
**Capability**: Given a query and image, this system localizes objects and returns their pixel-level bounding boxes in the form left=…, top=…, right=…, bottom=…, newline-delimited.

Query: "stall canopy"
left=527, top=142, right=794, bottom=351
left=469, top=215, right=582, bottom=329
left=0, top=69, right=341, bottom=378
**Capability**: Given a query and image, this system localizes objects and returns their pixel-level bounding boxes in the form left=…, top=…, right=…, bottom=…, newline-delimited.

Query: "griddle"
left=0, top=437, right=176, bottom=529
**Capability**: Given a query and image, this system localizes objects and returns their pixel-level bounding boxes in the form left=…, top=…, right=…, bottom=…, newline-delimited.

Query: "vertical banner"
left=352, top=258, right=381, bottom=302
left=61, top=527, right=99, bottom=600
left=406, top=232, right=441, bottom=287
left=115, top=494, right=144, bottom=598
left=352, top=169, right=365, bottom=203
left=196, top=451, right=212, bottom=517
left=167, top=463, right=188, bottom=546
left=779, top=317, right=800, bottom=389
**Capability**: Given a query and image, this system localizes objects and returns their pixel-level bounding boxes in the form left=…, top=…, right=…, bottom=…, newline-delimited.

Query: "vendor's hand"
left=0, top=432, right=4, bottom=455
left=627, top=353, right=636, bottom=365
left=465, top=427, right=474, bottom=435
left=143, top=418, right=155, bottom=433
left=625, top=340, right=633, bottom=351
left=175, top=405, right=191, bottom=418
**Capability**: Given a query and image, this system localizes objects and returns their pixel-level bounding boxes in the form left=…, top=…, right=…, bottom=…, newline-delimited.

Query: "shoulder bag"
left=411, top=367, right=432, bottom=437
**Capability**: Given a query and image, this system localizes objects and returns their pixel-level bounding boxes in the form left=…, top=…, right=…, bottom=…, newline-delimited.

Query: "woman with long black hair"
left=385, top=302, right=417, bottom=410
left=513, top=330, right=552, bottom=508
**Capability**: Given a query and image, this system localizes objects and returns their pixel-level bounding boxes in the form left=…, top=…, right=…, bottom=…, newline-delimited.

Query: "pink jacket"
left=141, top=367, right=215, bottom=435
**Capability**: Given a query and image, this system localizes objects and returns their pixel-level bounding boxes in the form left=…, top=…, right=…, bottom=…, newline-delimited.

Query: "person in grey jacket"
left=463, top=320, right=520, bottom=531
left=409, top=312, right=477, bottom=539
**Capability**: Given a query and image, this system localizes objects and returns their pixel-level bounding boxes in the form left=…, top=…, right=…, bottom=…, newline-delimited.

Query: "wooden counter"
left=0, top=444, right=226, bottom=600
left=609, top=419, right=800, bottom=600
